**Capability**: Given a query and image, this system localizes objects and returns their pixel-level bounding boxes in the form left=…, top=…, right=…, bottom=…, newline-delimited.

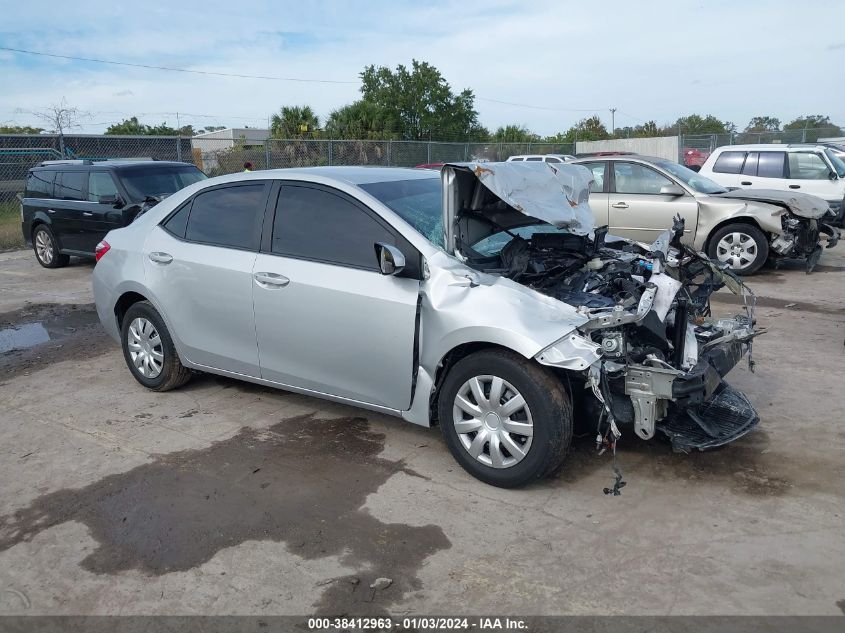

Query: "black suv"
left=21, top=160, right=207, bottom=268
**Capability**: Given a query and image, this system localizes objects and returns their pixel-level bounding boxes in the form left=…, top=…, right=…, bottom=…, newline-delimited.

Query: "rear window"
left=119, top=166, right=207, bottom=201
left=713, top=151, right=746, bottom=174
left=757, top=152, right=786, bottom=178
left=55, top=171, right=85, bottom=200
left=26, top=171, right=54, bottom=198
left=185, top=184, right=265, bottom=250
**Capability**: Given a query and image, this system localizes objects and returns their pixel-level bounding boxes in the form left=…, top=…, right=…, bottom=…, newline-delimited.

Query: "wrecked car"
left=569, top=155, right=840, bottom=274
left=93, top=163, right=762, bottom=488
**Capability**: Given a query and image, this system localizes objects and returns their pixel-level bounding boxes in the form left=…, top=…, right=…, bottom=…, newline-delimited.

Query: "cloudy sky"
left=1, top=0, right=843, bottom=135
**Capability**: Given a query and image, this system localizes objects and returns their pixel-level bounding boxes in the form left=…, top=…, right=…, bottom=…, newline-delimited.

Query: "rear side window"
left=713, top=151, right=746, bottom=174
left=26, top=171, right=54, bottom=198
left=162, top=202, right=191, bottom=238
left=184, top=184, right=265, bottom=250
left=272, top=185, right=394, bottom=270
left=55, top=171, right=85, bottom=200
left=88, top=172, right=119, bottom=201
left=741, top=152, right=759, bottom=176
left=757, top=152, right=786, bottom=178
left=544, top=156, right=562, bottom=163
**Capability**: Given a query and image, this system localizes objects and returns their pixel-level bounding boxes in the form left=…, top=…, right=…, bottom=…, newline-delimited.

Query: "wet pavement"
left=0, top=248, right=843, bottom=616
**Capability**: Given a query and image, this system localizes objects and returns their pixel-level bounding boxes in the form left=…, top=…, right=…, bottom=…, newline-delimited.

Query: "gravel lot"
left=0, top=246, right=843, bottom=616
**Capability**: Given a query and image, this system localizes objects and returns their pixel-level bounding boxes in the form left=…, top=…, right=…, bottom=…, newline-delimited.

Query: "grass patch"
left=0, top=200, right=25, bottom=250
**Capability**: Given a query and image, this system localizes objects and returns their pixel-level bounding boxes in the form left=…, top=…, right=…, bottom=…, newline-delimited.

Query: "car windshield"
left=119, top=166, right=207, bottom=201
left=358, top=177, right=444, bottom=247
left=824, top=149, right=845, bottom=177
left=471, top=225, right=566, bottom=257
left=653, top=159, right=728, bottom=194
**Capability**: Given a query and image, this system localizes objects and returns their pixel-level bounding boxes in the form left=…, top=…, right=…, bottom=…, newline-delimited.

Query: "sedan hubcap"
left=716, top=232, right=757, bottom=270
left=35, top=231, right=53, bottom=264
left=127, top=317, right=164, bottom=379
left=452, top=375, right=533, bottom=469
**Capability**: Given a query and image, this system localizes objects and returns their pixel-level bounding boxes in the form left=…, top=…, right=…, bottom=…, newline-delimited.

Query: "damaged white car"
left=93, top=163, right=763, bottom=488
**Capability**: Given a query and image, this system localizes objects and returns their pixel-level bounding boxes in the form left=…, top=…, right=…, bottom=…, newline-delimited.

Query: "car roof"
left=204, top=166, right=440, bottom=187
left=712, top=144, right=830, bottom=153
left=570, top=154, right=669, bottom=164
left=32, top=160, right=199, bottom=171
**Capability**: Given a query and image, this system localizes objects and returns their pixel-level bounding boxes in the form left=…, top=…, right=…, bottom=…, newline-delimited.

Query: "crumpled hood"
left=441, top=162, right=596, bottom=254
left=714, top=189, right=831, bottom=219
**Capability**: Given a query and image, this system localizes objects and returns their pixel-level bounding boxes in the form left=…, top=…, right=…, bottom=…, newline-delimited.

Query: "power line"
left=476, top=96, right=603, bottom=113
left=0, top=46, right=359, bottom=85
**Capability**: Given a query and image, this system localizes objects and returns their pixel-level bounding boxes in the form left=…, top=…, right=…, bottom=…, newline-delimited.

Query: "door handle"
left=253, top=272, right=290, bottom=287
left=789, top=184, right=800, bottom=189
left=82, top=212, right=93, bottom=217
left=148, top=252, right=173, bottom=264
left=47, top=209, right=55, bottom=214
left=611, top=202, right=629, bottom=209
left=741, top=181, right=752, bottom=185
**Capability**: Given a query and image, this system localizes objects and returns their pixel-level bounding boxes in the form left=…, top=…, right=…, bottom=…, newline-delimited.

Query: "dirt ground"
left=0, top=246, right=843, bottom=616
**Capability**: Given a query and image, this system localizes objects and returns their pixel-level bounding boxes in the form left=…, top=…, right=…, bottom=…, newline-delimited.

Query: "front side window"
left=613, top=163, right=672, bottom=194
left=272, top=185, right=394, bottom=270
left=653, top=159, right=726, bottom=194
left=119, top=166, right=207, bottom=201
left=88, top=172, right=119, bottom=201
left=757, top=152, right=786, bottom=178
left=55, top=171, right=85, bottom=200
left=358, top=177, right=442, bottom=246
left=184, top=184, right=265, bottom=250
left=580, top=162, right=606, bottom=193
left=713, top=151, right=746, bottom=174
left=26, top=171, right=54, bottom=198
left=787, top=152, right=830, bottom=180
left=825, top=149, right=845, bottom=177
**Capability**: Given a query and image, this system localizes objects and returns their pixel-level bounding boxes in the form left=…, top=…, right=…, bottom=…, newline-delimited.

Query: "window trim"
left=261, top=180, right=422, bottom=279
left=158, top=181, right=271, bottom=252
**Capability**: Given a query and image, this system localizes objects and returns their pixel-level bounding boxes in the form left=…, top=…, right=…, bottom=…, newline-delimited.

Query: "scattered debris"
left=370, top=577, right=392, bottom=590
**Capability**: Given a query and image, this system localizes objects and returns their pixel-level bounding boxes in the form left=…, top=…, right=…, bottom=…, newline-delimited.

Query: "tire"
left=706, top=222, right=769, bottom=275
left=120, top=301, right=191, bottom=392
left=32, top=225, right=70, bottom=269
left=438, top=348, right=572, bottom=488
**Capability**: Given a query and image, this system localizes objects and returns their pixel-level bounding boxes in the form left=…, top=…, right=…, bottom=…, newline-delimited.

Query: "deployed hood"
left=441, top=162, right=595, bottom=256
left=714, top=188, right=831, bottom=219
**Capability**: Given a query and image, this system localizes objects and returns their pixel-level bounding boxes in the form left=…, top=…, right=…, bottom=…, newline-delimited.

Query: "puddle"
left=0, top=322, right=51, bottom=353
left=0, top=413, right=450, bottom=614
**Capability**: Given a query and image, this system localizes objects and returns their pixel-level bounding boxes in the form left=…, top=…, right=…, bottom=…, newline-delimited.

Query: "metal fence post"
left=265, top=141, right=270, bottom=169
left=328, top=139, right=333, bottom=166
left=176, top=137, right=182, bottom=161
left=427, top=142, right=431, bottom=164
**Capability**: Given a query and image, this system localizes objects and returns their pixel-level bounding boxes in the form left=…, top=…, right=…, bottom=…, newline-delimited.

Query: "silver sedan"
left=93, top=163, right=761, bottom=487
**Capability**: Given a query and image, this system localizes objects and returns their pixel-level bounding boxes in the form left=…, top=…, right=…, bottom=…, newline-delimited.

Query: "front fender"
left=695, top=200, right=785, bottom=250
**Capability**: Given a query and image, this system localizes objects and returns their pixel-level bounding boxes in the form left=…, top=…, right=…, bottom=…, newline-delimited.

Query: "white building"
left=191, top=128, right=270, bottom=172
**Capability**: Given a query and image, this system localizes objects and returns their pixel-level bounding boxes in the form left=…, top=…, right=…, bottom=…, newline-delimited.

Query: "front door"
left=142, top=182, right=269, bottom=377
left=608, top=161, right=698, bottom=244
left=252, top=183, right=420, bottom=410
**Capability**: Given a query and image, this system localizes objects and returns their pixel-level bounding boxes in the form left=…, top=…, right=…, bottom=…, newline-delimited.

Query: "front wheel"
left=707, top=223, right=769, bottom=275
left=121, top=301, right=191, bottom=391
left=438, top=349, right=572, bottom=488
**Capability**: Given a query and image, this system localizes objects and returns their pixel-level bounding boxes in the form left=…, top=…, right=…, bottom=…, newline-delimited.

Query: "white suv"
left=506, top=154, right=574, bottom=164
left=700, top=144, right=845, bottom=225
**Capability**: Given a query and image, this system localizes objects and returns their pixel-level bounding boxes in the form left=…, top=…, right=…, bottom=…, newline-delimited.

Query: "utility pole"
left=609, top=108, right=617, bottom=136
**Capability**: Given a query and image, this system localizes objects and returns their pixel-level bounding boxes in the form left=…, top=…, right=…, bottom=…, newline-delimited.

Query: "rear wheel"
left=707, top=223, right=769, bottom=275
left=438, top=349, right=572, bottom=488
left=32, top=225, right=69, bottom=269
left=121, top=301, right=191, bottom=391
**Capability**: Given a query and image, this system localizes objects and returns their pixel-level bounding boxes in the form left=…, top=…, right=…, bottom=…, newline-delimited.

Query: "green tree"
left=664, top=114, right=735, bottom=135
left=270, top=105, right=320, bottom=139
left=325, top=101, right=394, bottom=140
left=745, top=116, right=780, bottom=132
left=0, top=124, right=44, bottom=134
left=105, top=117, right=193, bottom=136
left=359, top=60, right=480, bottom=141
left=555, top=116, right=611, bottom=143
left=492, top=124, right=539, bottom=143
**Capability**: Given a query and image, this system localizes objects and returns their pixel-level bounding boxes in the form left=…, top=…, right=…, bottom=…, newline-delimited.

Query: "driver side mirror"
left=98, top=194, right=122, bottom=207
left=658, top=184, right=686, bottom=197
left=829, top=171, right=839, bottom=181
left=374, top=242, right=406, bottom=276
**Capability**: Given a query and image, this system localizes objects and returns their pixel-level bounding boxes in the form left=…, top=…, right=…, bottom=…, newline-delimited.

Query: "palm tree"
left=270, top=106, right=320, bottom=139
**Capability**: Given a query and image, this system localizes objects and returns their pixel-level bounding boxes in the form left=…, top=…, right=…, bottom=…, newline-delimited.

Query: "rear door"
left=608, top=161, right=698, bottom=244
left=50, top=171, right=88, bottom=251
left=143, top=182, right=269, bottom=376
left=22, top=170, right=55, bottom=238
left=252, top=182, right=420, bottom=410
left=79, top=170, right=124, bottom=252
